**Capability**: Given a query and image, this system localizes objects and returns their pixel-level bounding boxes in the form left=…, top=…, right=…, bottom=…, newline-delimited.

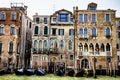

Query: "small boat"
left=15, top=68, right=24, bottom=75
left=75, top=69, right=84, bottom=77
left=67, top=68, right=75, bottom=77
left=56, top=68, right=65, bottom=76
left=25, top=69, right=35, bottom=75
left=36, top=69, right=46, bottom=75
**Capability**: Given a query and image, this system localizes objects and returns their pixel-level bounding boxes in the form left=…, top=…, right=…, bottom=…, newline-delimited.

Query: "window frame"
left=58, top=13, right=68, bottom=22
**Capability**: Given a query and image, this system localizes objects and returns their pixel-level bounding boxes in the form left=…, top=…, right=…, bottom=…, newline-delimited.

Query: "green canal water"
left=0, top=74, right=120, bottom=80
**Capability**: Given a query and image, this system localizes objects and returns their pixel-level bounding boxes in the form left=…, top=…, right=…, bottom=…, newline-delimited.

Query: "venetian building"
left=49, top=9, right=74, bottom=72
left=74, top=2, right=117, bottom=72
left=31, top=13, right=50, bottom=70
left=116, top=17, right=120, bottom=68
left=0, top=3, right=31, bottom=69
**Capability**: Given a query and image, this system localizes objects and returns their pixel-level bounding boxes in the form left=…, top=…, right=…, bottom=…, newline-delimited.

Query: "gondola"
left=75, top=69, right=84, bottom=77
left=15, top=68, right=24, bottom=75
left=67, top=68, right=75, bottom=77
left=36, top=69, right=46, bottom=75
left=24, top=68, right=35, bottom=75
left=56, top=68, right=65, bottom=76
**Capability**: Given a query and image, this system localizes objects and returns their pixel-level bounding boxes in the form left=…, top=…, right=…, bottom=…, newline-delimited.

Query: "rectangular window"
left=105, top=14, right=110, bottom=22
left=36, top=17, right=39, bottom=23
left=69, top=29, right=74, bottom=36
left=59, top=29, right=64, bottom=35
left=90, top=6, right=96, bottom=10
left=58, top=14, right=68, bottom=22
left=79, top=14, right=83, bottom=22
left=70, top=18, right=73, bottom=22
left=92, top=14, right=96, bottom=22
left=42, top=56, right=47, bottom=61
left=53, top=18, right=56, bottom=22
left=33, top=56, right=38, bottom=61
left=11, top=12, right=16, bottom=20
left=44, top=18, right=47, bottom=24
left=84, top=14, right=88, bottom=22
left=0, top=27, right=4, bottom=34
left=119, top=21, right=120, bottom=26
left=118, top=32, right=120, bottom=38
left=52, top=28, right=56, bottom=36
left=10, top=27, right=15, bottom=35
left=70, top=55, right=73, bottom=60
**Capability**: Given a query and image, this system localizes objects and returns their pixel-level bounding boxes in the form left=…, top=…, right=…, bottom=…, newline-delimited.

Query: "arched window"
left=106, top=43, right=110, bottom=51
left=0, top=41, right=3, bottom=52
left=92, top=27, right=96, bottom=36
left=39, top=40, right=42, bottom=51
left=84, top=28, right=87, bottom=35
left=106, top=27, right=110, bottom=37
left=79, top=43, right=83, bottom=51
left=79, top=28, right=83, bottom=35
left=89, top=43, right=94, bottom=53
left=34, top=26, right=38, bottom=35
left=9, top=41, right=13, bottom=52
left=34, top=40, right=38, bottom=52
left=84, top=43, right=88, bottom=52
left=11, top=12, right=16, bottom=20
left=95, top=43, right=99, bottom=52
left=59, top=40, right=64, bottom=49
left=43, top=40, right=47, bottom=49
left=44, top=26, right=48, bottom=35
left=50, top=40, right=54, bottom=48
left=68, top=40, right=72, bottom=50
left=0, top=11, right=6, bottom=20
left=101, top=43, right=105, bottom=52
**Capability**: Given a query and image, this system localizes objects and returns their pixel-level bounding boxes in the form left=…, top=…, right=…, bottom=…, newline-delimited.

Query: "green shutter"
left=44, top=26, right=48, bottom=35
left=34, top=26, right=38, bottom=35
left=0, top=42, right=2, bottom=52
left=9, top=42, right=13, bottom=52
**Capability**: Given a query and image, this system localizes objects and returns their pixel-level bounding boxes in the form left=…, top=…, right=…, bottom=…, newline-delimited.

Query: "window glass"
left=59, top=29, right=64, bottom=35
left=58, top=14, right=68, bottom=22
left=106, top=27, right=110, bottom=36
left=11, top=12, right=16, bottom=20
left=0, top=26, right=4, bottom=34
left=84, top=14, right=88, bottom=22
left=44, top=26, right=48, bottom=35
left=34, top=26, right=38, bottom=35
left=10, top=27, right=15, bottom=35
left=68, top=40, right=72, bottom=50
left=44, top=18, right=47, bottom=23
left=69, top=29, right=74, bottom=36
left=36, top=17, right=39, bottom=23
left=0, top=42, right=2, bottom=52
left=9, top=42, right=13, bottom=52
left=79, top=14, right=83, bottom=22
left=79, top=28, right=83, bottom=35
left=59, top=40, right=64, bottom=49
left=106, top=14, right=110, bottom=22
left=92, top=14, right=96, bottom=22
left=92, top=27, right=96, bottom=36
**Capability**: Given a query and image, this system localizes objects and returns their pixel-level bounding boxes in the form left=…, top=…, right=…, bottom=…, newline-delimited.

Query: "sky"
left=0, top=0, right=120, bottom=19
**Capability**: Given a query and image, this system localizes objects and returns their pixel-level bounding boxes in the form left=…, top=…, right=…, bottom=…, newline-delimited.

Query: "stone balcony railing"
left=78, top=51, right=112, bottom=56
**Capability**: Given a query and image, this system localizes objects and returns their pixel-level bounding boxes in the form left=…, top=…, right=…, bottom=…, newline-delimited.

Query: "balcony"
left=78, top=35, right=84, bottom=39
left=50, top=34, right=57, bottom=38
left=84, top=34, right=89, bottom=38
left=106, top=51, right=112, bottom=56
left=49, top=48, right=58, bottom=54
left=78, top=51, right=111, bottom=56
left=78, top=34, right=89, bottom=39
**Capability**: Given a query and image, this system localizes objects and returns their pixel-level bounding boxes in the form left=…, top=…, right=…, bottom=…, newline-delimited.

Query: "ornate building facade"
left=0, top=3, right=32, bottom=70
left=30, top=2, right=118, bottom=73
left=74, top=3, right=117, bottom=73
